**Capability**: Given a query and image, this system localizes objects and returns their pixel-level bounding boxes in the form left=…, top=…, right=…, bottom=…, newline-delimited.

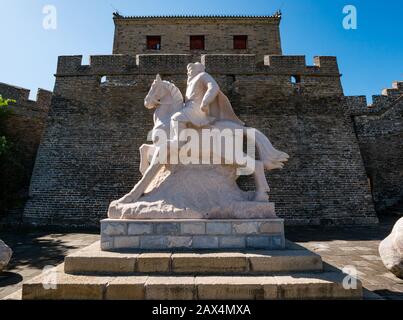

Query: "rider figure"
left=170, top=62, right=243, bottom=141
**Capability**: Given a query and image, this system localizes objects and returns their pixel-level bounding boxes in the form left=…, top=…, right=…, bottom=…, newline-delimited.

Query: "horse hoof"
left=108, top=202, right=121, bottom=219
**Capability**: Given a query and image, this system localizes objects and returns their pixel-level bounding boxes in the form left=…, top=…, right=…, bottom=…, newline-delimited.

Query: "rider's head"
left=187, top=62, right=205, bottom=78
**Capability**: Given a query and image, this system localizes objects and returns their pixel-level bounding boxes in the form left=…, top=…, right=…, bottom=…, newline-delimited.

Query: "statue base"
left=21, top=240, right=363, bottom=300
left=108, top=165, right=277, bottom=220
left=101, top=218, right=285, bottom=251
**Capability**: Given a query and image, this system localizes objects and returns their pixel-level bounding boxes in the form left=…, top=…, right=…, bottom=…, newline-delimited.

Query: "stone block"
left=140, top=236, right=168, bottom=249
left=65, top=255, right=136, bottom=274
left=145, top=277, right=195, bottom=300
left=219, top=236, right=246, bottom=248
left=114, top=236, right=140, bottom=249
left=246, top=236, right=271, bottom=249
left=180, top=222, right=206, bottom=235
left=196, top=276, right=265, bottom=300
left=154, top=223, right=180, bottom=235
left=100, top=236, right=114, bottom=251
left=192, top=236, right=219, bottom=249
left=247, top=250, right=323, bottom=272
left=101, top=222, right=126, bottom=236
left=272, top=235, right=285, bottom=248
left=233, top=222, right=259, bottom=234
left=105, top=276, right=147, bottom=300
left=128, top=223, right=153, bottom=235
left=167, top=236, right=193, bottom=248
left=172, top=253, right=248, bottom=273
left=275, top=273, right=363, bottom=300
left=262, top=278, right=279, bottom=299
left=137, top=253, right=171, bottom=273
left=206, top=222, right=232, bottom=235
left=259, top=221, right=284, bottom=234
left=22, top=266, right=111, bottom=300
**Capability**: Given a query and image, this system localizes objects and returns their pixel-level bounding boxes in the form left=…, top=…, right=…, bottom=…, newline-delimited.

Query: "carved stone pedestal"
left=100, top=218, right=285, bottom=251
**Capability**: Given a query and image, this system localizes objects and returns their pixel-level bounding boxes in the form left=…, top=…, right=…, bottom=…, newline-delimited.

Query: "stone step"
left=22, top=265, right=362, bottom=300
left=64, top=241, right=323, bottom=275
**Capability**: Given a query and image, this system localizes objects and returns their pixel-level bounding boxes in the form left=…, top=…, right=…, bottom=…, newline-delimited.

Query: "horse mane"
left=163, top=80, right=184, bottom=112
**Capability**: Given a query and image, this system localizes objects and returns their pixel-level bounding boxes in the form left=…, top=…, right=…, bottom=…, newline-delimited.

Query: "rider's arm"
left=200, top=74, right=219, bottom=111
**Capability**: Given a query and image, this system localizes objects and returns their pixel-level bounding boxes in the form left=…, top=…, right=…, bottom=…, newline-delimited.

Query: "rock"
left=0, top=239, right=13, bottom=272
left=379, top=218, right=403, bottom=278
left=108, top=164, right=277, bottom=220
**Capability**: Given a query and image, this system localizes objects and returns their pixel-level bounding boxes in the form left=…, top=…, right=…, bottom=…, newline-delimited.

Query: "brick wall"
left=113, top=15, right=282, bottom=61
left=0, top=83, right=52, bottom=215
left=344, top=81, right=403, bottom=212
left=22, top=54, right=378, bottom=227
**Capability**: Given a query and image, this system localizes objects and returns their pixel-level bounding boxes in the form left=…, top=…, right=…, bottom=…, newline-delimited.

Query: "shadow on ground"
left=0, top=272, right=23, bottom=288
left=374, top=289, right=403, bottom=300
left=0, top=231, right=97, bottom=271
left=286, top=215, right=399, bottom=242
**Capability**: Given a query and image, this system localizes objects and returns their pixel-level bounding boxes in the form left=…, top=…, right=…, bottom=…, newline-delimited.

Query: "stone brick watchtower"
left=112, top=12, right=282, bottom=60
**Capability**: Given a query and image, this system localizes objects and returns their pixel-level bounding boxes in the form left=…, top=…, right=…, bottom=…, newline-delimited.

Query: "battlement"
left=344, top=80, right=403, bottom=116
left=56, top=54, right=341, bottom=77
left=0, top=82, right=52, bottom=110
left=0, top=82, right=30, bottom=101
left=382, top=81, right=403, bottom=97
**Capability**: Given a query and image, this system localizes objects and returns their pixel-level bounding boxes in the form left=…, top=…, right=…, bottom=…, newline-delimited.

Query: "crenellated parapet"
left=0, top=83, right=52, bottom=182
left=136, top=54, right=193, bottom=74
left=0, top=82, right=52, bottom=112
left=56, top=54, right=341, bottom=77
left=344, top=80, right=403, bottom=116
left=55, top=54, right=343, bottom=97
left=382, top=81, right=403, bottom=97
left=345, top=80, right=403, bottom=212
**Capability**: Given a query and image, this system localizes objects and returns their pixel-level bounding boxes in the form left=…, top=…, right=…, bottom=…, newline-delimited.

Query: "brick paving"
left=287, top=215, right=403, bottom=300
left=0, top=215, right=402, bottom=300
left=0, top=230, right=98, bottom=299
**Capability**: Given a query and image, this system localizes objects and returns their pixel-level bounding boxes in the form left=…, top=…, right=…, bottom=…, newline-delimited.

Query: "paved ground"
left=287, top=215, right=403, bottom=300
left=0, top=215, right=402, bottom=300
left=0, top=231, right=99, bottom=299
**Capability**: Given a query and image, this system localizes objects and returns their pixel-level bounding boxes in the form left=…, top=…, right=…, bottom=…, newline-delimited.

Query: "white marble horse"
left=111, top=75, right=289, bottom=208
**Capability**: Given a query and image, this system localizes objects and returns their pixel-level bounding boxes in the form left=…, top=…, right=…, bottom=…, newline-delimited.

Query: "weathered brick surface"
left=344, top=82, right=403, bottom=212
left=22, top=54, right=379, bottom=227
left=0, top=84, right=51, bottom=166
left=112, top=15, right=282, bottom=61
left=0, top=83, right=51, bottom=215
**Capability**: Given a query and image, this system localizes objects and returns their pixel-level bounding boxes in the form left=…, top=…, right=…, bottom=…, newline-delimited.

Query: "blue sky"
left=0, top=0, right=402, bottom=101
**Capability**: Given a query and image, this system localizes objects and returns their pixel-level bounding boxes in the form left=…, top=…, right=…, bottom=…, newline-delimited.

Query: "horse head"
left=144, top=74, right=174, bottom=109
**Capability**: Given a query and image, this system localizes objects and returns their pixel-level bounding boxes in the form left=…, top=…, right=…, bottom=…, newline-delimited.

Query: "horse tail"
left=245, top=128, right=289, bottom=170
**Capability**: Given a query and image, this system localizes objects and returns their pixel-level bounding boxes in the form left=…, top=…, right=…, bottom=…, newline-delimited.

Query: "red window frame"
left=190, top=35, right=205, bottom=50
left=233, top=35, right=248, bottom=50
left=147, top=36, right=161, bottom=50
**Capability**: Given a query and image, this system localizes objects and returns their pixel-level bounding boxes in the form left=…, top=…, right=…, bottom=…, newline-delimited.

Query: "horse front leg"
left=108, top=157, right=164, bottom=219
left=139, top=144, right=156, bottom=176
left=110, top=145, right=165, bottom=207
